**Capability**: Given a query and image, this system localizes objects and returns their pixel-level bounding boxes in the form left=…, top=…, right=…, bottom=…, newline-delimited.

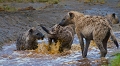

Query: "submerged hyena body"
left=40, top=24, right=74, bottom=52
left=59, top=11, right=119, bottom=57
left=16, top=27, right=44, bottom=50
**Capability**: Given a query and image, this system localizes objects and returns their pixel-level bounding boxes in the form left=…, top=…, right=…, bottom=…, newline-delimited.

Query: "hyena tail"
left=40, top=25, right=50, bottom=34
left=110, top=29, right=119, bottom=48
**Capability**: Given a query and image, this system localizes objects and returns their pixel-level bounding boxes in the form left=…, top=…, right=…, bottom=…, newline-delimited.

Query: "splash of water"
left=35, top=41, right=60, bottom=54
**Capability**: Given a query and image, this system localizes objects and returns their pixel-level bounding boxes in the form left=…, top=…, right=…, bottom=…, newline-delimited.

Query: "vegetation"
left=0, top=0, right=59, bottom=12
left=0, top=5, right=17, bottom=12
left=117, top=2, right=120, bottom=7
left=78, top=0, right=105, bottom=4
left=0, top=0, right=59, bottom=4
left=110, top=53, right=120, bottom=66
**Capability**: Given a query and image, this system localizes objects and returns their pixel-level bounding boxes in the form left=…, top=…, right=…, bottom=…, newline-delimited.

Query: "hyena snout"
left=114, top=18, right=119, bottom=24
left=59, top=16, right=67, bottom=26
left=59, top=20, right=65, bottom=26
left=59, top=19, right=72, bottom=26
left=59, top=20, right=69, bottom=26
left=36, top=32, right=44, bottom=40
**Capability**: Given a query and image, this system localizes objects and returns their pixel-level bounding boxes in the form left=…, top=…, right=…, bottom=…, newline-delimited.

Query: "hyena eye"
left=63, top=19, right=65, bottom=21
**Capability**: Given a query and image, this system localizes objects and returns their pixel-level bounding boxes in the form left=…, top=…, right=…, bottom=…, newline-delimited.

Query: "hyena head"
left=106, top=13, right=119, bottom=24
left=28, top=27, right=44, bottom=40
left=59, top=11, right=83, bottom=26
left=59, top=12, right=76, bottom=26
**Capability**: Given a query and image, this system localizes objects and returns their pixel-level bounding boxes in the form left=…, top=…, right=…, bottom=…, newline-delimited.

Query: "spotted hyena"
left=16, top=27, right=44, bottom=50
left=105, top=13, right=119, bottom=26
left=59, top=11, right=119, bottom=57
left=40, top=24, right=74, bottom=52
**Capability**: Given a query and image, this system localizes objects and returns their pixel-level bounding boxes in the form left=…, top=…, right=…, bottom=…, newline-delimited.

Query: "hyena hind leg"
left=102, top=31, right=110, bottom=51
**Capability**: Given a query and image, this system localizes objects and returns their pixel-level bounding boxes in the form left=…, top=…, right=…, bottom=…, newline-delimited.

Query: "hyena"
left=105, top=13, right=119, bottom=41
left=16, top=27, right=44, bottom=50
left=40, top=24, right=74, bottom=52
left=59, top=11, right=119, bottom=57
left=105, top=13, right=119, bottom=26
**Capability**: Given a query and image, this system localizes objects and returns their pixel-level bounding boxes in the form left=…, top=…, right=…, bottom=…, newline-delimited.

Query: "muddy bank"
left=0, top=0, right=120, bottom=47
left=0, top=10, right=67, bottom=46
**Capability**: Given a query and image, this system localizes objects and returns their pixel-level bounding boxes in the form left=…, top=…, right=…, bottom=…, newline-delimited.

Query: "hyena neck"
left=74, top=14, right=83, bottom=26
left=105, top=16, right=112, bottom=25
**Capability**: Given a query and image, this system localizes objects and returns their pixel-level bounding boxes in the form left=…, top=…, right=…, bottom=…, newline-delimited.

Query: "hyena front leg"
left=83, top=38, right=90, bottom=58
left=76, top=33, right=84, bottom=57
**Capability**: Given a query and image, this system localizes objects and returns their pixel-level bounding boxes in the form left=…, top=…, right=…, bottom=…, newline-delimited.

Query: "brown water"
left=0, top=35, right=119, bottom=66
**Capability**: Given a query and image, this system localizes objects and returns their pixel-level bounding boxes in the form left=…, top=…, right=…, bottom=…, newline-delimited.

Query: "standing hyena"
left=16, top=27, right=44, bottom=50
left=105, top=13, right=119, bottom=26
left=59, top=11, right=119, bottom=58
left=40, top=24, right=74, bottom=52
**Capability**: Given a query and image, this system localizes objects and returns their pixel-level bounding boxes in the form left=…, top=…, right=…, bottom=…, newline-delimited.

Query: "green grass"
left=78, top=0, right=105, bottom=4
left=110, top=53, right=120, bottom=66
left=3, top=5, right=17, bottom=12
left=0, top=5, right=17, bottom=12
left=117, top=2, right=120, bottom=7
left=0, top=0, right=59, bottom=12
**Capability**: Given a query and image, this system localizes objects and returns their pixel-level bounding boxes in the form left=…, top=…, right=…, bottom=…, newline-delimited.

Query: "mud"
left=0, top=0, right=120, bottom=66
left=0, top=0, right=120, bottom=44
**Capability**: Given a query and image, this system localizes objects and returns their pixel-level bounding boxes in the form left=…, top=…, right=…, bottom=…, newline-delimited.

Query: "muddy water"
left=0, top=34, right=119, bottom=66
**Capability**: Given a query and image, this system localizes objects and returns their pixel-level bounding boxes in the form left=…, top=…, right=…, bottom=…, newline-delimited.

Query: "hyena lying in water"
left=59, top=11, right=119, bottom=57
left=40, top=24, right=74, bottom=52
left=16, top=27, right=44, bottom=50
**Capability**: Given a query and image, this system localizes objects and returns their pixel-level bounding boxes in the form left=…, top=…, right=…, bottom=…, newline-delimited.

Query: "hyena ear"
left=69, top=12, right=74, bottom=19
left=28, top=29, right=33, bottom=33
left=112, top=13, right=116, bottom=18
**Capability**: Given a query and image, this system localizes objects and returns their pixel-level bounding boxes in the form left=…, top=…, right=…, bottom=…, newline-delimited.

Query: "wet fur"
left=16, top=27, right=44, bottom=50
left=41, top=24, right=74, bottom=52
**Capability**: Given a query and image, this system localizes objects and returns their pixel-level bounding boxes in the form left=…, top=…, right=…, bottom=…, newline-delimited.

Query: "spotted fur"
left=59, top=11, right=119, bottom=57
left=16, top=27, right=44, bottom=50
left=41, top=24, right=74, bottom=52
